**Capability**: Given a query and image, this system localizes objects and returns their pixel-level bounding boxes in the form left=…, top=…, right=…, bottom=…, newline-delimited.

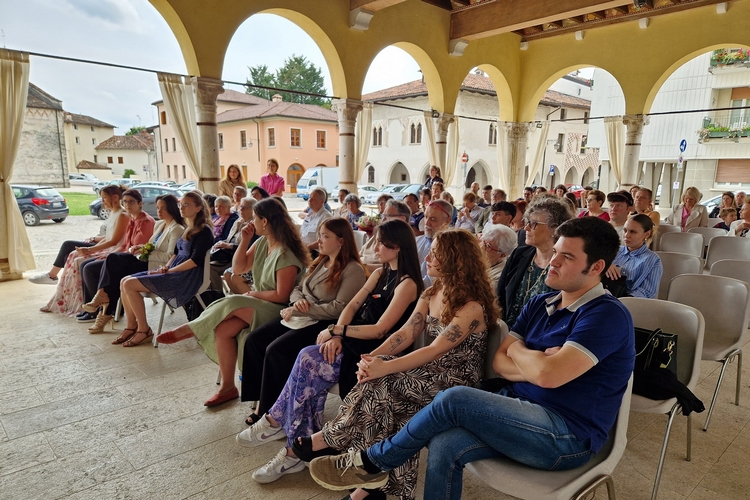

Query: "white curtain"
left=422, top=111, right=439, bottom=169
left=353, top=102, right=372, bottom=183
left=525, top=121, right=550, bottom=187
left=496, top=121, right=511, bottom=191
left=604, top=116, right=626, bottom=185
left=443, top=117, right=460, bottom=188
left=0, top=49, right=35, bottom=277
left=157, top=73, right=202, bottom=186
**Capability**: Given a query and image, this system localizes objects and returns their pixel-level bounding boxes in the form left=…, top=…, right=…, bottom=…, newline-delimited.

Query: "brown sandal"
left=123, top=328, right=153, bottom=347
left=112, top=327, right=137, bottom=345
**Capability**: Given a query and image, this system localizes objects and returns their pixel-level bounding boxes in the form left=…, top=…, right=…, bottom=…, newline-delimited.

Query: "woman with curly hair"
left=295, top=229, right=499, bottom=500
left=157, top=197, right=310, bottom=406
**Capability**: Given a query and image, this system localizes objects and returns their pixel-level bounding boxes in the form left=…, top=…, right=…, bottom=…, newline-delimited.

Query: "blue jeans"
left=366, top=386, right=593, bottom=500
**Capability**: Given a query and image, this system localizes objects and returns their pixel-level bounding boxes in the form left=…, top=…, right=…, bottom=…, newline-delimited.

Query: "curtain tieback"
left=199, top=177, right=220, bottom=182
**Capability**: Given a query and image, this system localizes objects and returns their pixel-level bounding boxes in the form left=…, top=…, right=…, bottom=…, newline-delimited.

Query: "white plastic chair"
left=687, top=227, right=728, bottom=258
left=704, top=236, right=750, bottom=270
left=654, top=252, right=703, bottom=300
left=652, top=224, right=681, bottom=251
left=659, top=232, right=704, bottom=258
left=466, top=376, right=633, bottom=500
left=352, top=230, right=367, bottom=251
left=620, top=297, right=705, bottom=500
left=667, top=274, right=750, bottom=431
left=708, top=217, right=722, bottom=228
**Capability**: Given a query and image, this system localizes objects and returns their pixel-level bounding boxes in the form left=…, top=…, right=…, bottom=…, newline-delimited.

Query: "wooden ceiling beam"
left=450, top=0, right=633, bottom=40
left=350, top=0, right=407, bottom=12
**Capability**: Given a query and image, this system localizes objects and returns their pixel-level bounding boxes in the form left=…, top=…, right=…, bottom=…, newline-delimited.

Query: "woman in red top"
left=578, top=189, right=610, bottom=221
left=260, top=158, right=285, bottom=197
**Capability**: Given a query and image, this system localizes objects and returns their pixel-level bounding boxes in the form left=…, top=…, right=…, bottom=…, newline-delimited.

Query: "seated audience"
left=250, top=186, right=270, bottom=201
left=420, top=188, right=432, bottom=213
left=155, top=198, right=309, bottom=404
left=416, top=199, right=452, bottom=288
left=309, top=218, right=633, bottom=500
left=231, top=185, right=248, bottom=212
left=578, top=189, right=610, bottom=221
left=665, top=186, right=708, bottom=232
left=212, top=196, right=239, bottom=243
left=118, top=191, right=214, bottom=347
left=715, top=207, right=737, bottom=231
left=376, top=193, right=393, bottom=215
left=607, top=190, right=633, bottom=243
left=404, top=193, right=424, bottom=236
left=455, top=192, right=482, bottom=233
left=440, top=191, right=458, bottom=226
left=40, top=185, right=130, bottom=317
left=632, top=188, right=661, bottom=232
left=234, top=220, right=422, bottom=485
left=497, top=195, right=574, bottom=329
left=554, top=184, right=568, bottom=198
left=431, top=181, right=444, bottom=201
left=210, top=197, right=256, bottom=290
left=344, top=193, right=365, bottom=231
left=604, top=214, right=663, bottom=298
left=359, top=200, right=411, bottom=273
left=203, top=193, right=218, bottom=220
left=480, top=224, right=518, bottom=289
left=475, top=189, right=507, bottom=233
left=729, top=202, right=750, bottom=237
left=332, top=189, right=350, bottom=218
left=709, top=191, right=735, bottom=219
left=300, top=188, right=332, bottom=255
left=296, top=230, right=498, bottom=500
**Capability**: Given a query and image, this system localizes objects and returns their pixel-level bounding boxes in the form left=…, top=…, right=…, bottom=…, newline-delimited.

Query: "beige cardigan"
left=665, top=204, right=708, bottom=231
left=146, top=219, right=185, bottom=270
left=288, top=259, right=367, bottom=321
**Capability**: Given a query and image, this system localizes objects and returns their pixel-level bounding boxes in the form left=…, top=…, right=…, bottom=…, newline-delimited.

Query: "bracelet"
left=342, top=325, right=348, bottom=338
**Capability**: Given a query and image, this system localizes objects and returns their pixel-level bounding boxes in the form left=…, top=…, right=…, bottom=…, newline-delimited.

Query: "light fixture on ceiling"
left=431, top=110, right=440, bottom=118
left=633, top=0, right=649, bottom=8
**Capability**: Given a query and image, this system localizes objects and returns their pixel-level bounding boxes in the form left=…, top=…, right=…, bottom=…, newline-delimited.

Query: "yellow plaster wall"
left=150, top=0, right=750, bottom=122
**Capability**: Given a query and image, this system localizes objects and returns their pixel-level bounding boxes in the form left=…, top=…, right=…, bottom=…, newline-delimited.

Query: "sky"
left=0, top=0, right=423, bottom=132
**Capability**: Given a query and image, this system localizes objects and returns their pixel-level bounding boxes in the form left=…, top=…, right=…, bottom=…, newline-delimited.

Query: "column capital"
left=331, top=98, right=363, bottom=122
left=437, top=113, right=454, bottom=136
left=622, top=114, right=650, bottom=129
left=190, top=77, right=225, bottom=108
left=509, top=122, right=533, bottom=139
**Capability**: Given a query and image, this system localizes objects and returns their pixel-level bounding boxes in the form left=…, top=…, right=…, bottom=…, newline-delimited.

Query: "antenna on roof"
left=1, top=30, right=5, bottom=48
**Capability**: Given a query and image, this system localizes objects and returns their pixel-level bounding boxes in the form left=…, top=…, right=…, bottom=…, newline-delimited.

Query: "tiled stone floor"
left=1, top=278, right=749, bottom=499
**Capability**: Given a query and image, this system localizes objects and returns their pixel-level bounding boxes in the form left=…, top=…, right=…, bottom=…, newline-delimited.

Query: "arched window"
left=367, top=165, right=375, bottom=183
left=410, top=123, right=416, bottom=144
left=373, top=127, right=378, bottom=146
left=377, top=126, right=383, bottom=146
left=489, top=123, right=498, bottom=145
left=416, top=123, right=422, bottom=144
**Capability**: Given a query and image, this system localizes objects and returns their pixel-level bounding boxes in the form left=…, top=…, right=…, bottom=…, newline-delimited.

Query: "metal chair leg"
left=652, top=402, right=680, bottom=500
left=704, top=349, right=741, bottom=431
left=574, top=475, right=616, bottom=500
left=153, top=301, right=167, bottom=348
left=735, top=349, right=742, bottom=405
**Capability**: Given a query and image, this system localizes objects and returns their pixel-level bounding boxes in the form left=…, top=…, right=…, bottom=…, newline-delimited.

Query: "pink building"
left=153, top=91, right=338, bottom=192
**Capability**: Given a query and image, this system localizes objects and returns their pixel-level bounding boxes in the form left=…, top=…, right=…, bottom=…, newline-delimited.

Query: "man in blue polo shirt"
left=308, top=216, right=635, bottom=499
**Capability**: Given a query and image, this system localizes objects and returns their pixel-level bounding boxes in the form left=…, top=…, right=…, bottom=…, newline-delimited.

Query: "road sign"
left=461, top=153, right=469, bottom=163
left=678, top=154, right=684, bottom=164
left=679, top=139, right=687, bottom=152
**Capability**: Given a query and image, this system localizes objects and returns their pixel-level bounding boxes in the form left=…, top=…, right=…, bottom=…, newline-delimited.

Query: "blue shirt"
left=509, top=284, right=634, bottom=453
left=612, top=244, right=663, bottom=298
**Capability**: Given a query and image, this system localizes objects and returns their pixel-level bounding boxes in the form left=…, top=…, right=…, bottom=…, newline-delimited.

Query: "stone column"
left=509, top=122, right=532, bottom=199
left=192, top=77, right=224, bottom=195
left=619, top=114, right=650, bottom=189
left=436, top=113, right=454, bottom=174
left=331, top=98, right=363, bottom=193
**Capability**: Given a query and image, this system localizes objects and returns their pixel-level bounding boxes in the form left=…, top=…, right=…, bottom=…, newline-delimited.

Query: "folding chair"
left=654, top=252, right=702, bottom=300
left=658, top=232, right=704, bottom=258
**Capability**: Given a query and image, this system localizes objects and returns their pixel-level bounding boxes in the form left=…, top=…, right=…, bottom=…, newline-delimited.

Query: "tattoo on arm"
left=407, top=312, right=425, bottom=341
left=468, top=319, right=480, bottom=334
left=389, top=334, right=404, bottom=351
left=376, top=328, right=387, bottom=339
left=441, top=323, right=463, bottom=343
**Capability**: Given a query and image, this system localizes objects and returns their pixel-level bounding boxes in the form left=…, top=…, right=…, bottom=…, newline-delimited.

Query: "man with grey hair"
left=360, top=199, right=411, bottom=273
left=475, top=188, right=508, bottom=233
left=736, top=191, right=746, bottom=217
left=417, top=199, right=452, bottom=288
left=300, top=188, right=332, bottom=254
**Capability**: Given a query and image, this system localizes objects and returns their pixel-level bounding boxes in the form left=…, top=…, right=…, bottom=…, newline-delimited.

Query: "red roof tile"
left=217, top=101, right=337, bottom=123
left=65, top=112, right=115, bottom=129
left=27, top=83, right=63, bottom=110
left=95, top=132, right=154, bottom=150
left=363, top=74, right=591, bottom=109
left=76, top=160, right=111, bottom=170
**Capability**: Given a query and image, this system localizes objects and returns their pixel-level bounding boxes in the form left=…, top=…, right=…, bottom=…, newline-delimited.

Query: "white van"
left=296, top=166, right=339, bottom=200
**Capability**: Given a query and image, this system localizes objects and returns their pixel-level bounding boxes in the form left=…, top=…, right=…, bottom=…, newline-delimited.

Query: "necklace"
left=382, top=268, right=398, bottom=290
left=523, top=263, right=549, bottom=303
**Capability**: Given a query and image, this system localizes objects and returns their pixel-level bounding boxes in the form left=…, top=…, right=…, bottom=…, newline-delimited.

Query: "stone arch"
left=475, top=64, right=514, bottom=122
left=581, top=166, right=597, bottom=188
left=643, top=43, right=750, bottom=114
left=388, top=161, right=410, bottom=184
left=464, top=160, right=492, bottom=189
left=564, top=167, right=579, bottom=185
left=417, top=163, right=432, bottom=185
left=384, top=42, right=444, bottom=112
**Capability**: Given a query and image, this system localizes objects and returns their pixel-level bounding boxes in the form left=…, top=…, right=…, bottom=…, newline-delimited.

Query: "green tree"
left=126, top=126, right=146, bottom=135
left=123, top=169, right=136, bottom=178
left=245, top=54, right=328, bottom=106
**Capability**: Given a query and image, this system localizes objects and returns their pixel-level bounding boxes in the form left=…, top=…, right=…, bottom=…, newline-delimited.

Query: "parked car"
left=565, top=184, right=585, bottom=199
left=389, top=183, right=424, bottom=201
left=11, top=184, right=69, bottom=226
left=358, top=185, right=378, bottom=202
left=363, top=184, right=401, bottom=204
left=90, top=185, right=185, bottom=220
left=68, top=173, right=98, bottom=186
left=178, top=180, right=196, bottom=191
left=132, top=181, right=174, bottom=188
left=92, top=178, right=138, bottom=194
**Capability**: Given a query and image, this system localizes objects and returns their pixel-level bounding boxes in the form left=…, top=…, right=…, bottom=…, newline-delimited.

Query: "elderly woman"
left=578, top=189, right=609, bottom=220
left=480, top=224, right=518, bottom=289
left=496, top=195, right=574, bottom=328
left=666, top=186, right=708, bottom=231
left=376, top=193, right=393, bottom=215
left=210, top=197, right=257, bottom=289
left=332, top=189, right=351, bottom=218
left=729, top=202, right=750, bottom=237
left=231, top=185, right=248, bottom=213
left=343, top=193, right=365, bottom=230
left=212, top=195, right=239, bottom=243
left=220, top=164, right=245, bottom=198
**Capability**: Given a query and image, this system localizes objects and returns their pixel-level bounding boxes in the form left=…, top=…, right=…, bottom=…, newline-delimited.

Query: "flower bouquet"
left=357, top=214, right=380, bottom=236
left=138, top=243, right=155, bottom=262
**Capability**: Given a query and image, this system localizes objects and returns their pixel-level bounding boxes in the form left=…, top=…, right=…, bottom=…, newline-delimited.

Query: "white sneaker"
left=29, top=273, right=58, bottom=285
left=252, top=447, right=305, bottom=484
left=236, top=414, right=285, bottom=448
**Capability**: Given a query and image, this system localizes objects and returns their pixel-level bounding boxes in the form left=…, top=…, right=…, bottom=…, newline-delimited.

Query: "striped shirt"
left=612, top=244, right=663, bottom=299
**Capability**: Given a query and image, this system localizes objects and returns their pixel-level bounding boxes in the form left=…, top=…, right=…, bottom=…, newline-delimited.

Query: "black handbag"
left=634, top=327, right=678, bottom=375
left=601, top=275, right=629, bottom=298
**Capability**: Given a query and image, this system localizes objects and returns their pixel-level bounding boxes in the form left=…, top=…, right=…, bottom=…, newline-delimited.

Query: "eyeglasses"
left=523, top=218, right=548, bottom=230
left=480, top=240, right=500, bottom=252
left=428, top=202, right=452, bottom=220
left=179, top=203, right=194, bottom=208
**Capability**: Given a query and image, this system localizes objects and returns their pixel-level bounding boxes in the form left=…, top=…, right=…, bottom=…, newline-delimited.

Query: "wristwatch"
left=327, top=324, right=338, bottom=336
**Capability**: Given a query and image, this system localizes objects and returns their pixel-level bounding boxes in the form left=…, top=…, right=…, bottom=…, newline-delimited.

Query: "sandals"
left=112, top=327, right=137, bottom=345
left=291, top=435, right=337, bottom=462
left=245, top=413, right=261, bottom=426
left=82, top=291, right=110, bottom=314
left=123, top=328, right=153, bottom=347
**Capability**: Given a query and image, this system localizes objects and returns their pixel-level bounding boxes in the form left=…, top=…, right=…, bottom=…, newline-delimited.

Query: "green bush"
left=246, top=181, right=258, bottom=189
left=123, top=169, right=136, bottom=178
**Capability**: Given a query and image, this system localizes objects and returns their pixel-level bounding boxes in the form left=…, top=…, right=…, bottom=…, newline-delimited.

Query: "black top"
left=339, top=274, right=417, bottom=399
left=496, top=245, right=537, bottom=328
left=423, top=176, right=444, bottom=190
